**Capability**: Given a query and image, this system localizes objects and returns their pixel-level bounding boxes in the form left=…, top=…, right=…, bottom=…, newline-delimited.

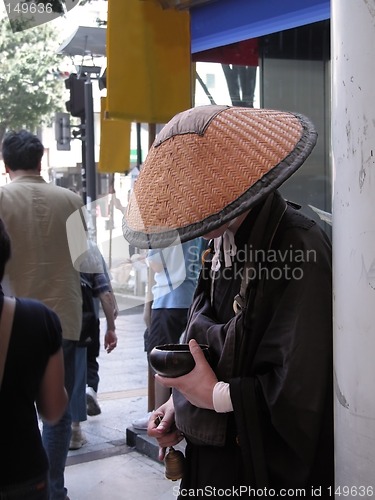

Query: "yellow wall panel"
left=106, top=0, right=191, bottom=123
left=99, top=97, right=131, bottom=174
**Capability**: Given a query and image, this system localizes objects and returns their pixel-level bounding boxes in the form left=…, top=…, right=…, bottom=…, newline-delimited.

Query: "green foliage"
left=0, top=17, right=64, bottom=140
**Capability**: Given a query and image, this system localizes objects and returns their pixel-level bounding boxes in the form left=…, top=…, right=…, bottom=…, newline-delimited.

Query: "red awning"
left=192, top=38, right=258, bottom=66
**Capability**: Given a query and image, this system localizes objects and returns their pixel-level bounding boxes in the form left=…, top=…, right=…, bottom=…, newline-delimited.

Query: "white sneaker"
left=86, top=386, right=101, bottom=416
left=132, top=412, right=152, bottom=430
left=69, top=423, right=87, bottom=450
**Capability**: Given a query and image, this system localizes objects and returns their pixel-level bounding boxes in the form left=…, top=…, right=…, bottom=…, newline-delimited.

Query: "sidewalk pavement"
left=65, top=299, right=183, bottom=500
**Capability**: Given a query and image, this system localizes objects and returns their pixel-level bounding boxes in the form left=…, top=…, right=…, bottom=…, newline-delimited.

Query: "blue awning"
left=191, top=0, right=330, bottom=53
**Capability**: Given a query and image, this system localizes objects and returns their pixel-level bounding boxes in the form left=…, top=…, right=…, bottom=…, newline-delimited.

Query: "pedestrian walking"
left=0, top=130, right=84, bottom=500
left=0, top=218, right=68, bottom=500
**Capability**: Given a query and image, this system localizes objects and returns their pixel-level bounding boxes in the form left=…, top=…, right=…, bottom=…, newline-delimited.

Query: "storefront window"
left=193, top=20, right=331, bottom=236
left=195, top=62, right=259, bottom=108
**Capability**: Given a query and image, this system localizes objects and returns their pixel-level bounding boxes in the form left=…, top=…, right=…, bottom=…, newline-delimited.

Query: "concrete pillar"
left=332, top=0, right=375, bottom=491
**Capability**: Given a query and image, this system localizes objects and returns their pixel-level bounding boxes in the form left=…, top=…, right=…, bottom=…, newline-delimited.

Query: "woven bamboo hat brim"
left=123, top=105, right=317, bottom=248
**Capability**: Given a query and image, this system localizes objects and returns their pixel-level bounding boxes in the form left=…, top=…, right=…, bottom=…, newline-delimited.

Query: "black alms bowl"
left=149, top=343, right=209, bottom=378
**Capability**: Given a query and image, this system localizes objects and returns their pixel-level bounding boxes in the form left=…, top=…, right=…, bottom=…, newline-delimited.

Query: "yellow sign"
left=98, top=97, right=131, bottom=174
left=106, top=0, right=192, bottom=124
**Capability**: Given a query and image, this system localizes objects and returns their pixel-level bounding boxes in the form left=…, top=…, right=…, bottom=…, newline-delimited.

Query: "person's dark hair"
left=2, top=130, right=44, bottom=171
left=0, top=219, right=11, bottom=281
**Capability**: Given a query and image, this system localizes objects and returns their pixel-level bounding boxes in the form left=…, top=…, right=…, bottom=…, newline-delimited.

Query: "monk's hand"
left=155, top=339, right=218, bottom=410
left=147, top=397, right=184, bottom=461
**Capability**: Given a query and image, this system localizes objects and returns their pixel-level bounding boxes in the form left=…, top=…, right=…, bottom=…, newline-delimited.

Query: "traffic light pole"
left=84, top=78, right=96, bottom=205
left=80, top=120, right=87, bottom=205
left=84, top=78, right=97, bottom=239
left=64, top=71, right=97, bottom=238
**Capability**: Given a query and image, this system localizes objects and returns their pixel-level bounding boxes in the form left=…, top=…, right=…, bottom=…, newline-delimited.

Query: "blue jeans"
left=42, top=340, right=76, bottom=500
left=86, top=319, right=100, bottom=393
left=70, top=346, right=87, bottom=422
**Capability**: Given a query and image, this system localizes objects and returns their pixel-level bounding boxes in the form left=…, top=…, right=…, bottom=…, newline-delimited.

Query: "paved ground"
left=65, top=304, right=180, bottom=500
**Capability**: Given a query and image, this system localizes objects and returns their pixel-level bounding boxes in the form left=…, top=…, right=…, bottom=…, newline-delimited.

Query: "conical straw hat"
left=123, top=105, right=317, bottom=248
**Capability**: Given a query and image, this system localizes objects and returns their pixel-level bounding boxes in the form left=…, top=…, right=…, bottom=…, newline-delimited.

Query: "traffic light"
left=65, top=73, right=85, bottom=118
left=55, top=112, right=71, bottom=151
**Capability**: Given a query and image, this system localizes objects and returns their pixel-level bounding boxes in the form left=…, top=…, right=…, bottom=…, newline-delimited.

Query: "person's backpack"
left=78, top=277, right=99, bottom=347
